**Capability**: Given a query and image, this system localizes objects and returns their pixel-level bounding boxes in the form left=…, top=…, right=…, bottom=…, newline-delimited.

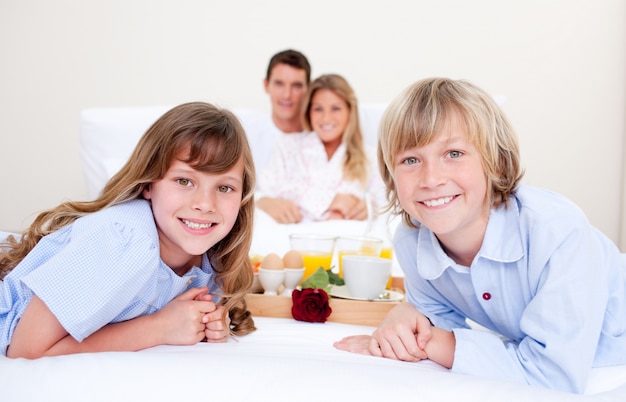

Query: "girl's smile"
left=180, top=218, right=215, bottom=232
left=143, top=157, right=244, bottom=274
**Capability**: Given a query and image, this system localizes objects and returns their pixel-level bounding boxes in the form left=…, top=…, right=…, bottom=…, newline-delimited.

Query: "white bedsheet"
left=2, top=233, right=626, bottom=399
left=0, top=317, right=624, bottom=401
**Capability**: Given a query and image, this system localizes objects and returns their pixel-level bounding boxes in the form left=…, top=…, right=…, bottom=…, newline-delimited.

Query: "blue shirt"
left=0, top=199, right=219, bottom=355
left=395, top=185, right=626, bottom=393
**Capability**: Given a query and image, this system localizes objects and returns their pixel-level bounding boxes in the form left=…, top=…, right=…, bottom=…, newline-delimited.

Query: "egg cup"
left=258, top=267, right=286, bottom=296
left=280, top=267, right=305, bottom=297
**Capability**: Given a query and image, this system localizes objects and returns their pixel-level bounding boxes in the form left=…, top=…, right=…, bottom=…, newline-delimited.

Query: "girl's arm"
left=7, top=287, right=216, bottom=359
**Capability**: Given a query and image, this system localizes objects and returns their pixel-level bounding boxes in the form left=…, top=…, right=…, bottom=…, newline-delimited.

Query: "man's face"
left=264, top=63, right=308, bottom=125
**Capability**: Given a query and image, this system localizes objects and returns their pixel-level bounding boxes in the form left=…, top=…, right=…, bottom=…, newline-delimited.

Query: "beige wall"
left=1, top=0, right=625, bottom=250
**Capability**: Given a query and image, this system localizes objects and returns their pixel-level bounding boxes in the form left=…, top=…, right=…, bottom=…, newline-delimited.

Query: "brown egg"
left=282, top=250, right=304, bottom=268
left=260, top=253, right=284, bottom=270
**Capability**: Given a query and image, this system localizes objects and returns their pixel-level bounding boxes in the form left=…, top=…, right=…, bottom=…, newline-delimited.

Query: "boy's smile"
left=393, top=117, right=489, bottom=265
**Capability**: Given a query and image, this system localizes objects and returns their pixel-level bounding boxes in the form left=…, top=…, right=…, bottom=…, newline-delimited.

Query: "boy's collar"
left=416, top=202, right=524, bottom=279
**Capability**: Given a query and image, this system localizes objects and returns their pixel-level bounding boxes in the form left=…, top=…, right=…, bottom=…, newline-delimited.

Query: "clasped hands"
left=257, top=193, right=367, bottom=224
left=333, top=302, right=435, bottom=362
left=157, top=287, right=230, bottom=345
left=324, top=193, right=368, bottom=221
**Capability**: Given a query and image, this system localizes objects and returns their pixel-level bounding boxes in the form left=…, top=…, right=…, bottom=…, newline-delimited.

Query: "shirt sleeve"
left=255, top=137, right=291, bottom=200
left=395, top=209, right=615, bottom=393
left=21, top=218, right=160, bottom=342
left=451, top=219, right=611, bottom=393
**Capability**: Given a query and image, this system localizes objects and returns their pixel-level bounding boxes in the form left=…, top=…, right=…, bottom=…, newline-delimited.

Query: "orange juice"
left=380, top=247, right=393, bottom=288
left=380, top=247, right=393, bottom=260
left=337, top=246, right=380, bottom=277
left=336, top=237, right=383, bottom=277
left=337, top=250, right=358, bottom=277
left=302, top=252, right=333, bottom=280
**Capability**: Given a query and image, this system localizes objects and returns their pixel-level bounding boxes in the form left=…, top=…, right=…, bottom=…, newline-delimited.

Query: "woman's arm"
left=7, top=287, right=216, bottom=358
left=326, top=194, right=367, bottom=220
left=256, top=197, right=302, bottom=223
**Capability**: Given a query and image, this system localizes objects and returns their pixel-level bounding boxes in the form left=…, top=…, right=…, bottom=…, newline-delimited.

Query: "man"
left=254, top=49, right=311, bottom=222
left=263, top=49, right=311, bottom=134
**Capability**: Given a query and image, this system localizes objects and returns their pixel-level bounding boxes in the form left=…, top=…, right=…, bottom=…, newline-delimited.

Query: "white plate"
left=329, top=285, right=404, bottom=302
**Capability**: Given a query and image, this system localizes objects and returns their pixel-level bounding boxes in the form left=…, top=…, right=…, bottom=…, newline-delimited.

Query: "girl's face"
left=143, top=156, right=244, bottom=275
left=393, top=117, right=489, bottom=258
left=309, top=89, right=349, bottom=157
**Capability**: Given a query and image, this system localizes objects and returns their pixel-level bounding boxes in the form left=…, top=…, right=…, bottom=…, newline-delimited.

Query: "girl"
left=334, top=78, right=626, bottom=393
left=0, top=102, right=256, bottom=358
left=256, top=73, right=385, bottom=223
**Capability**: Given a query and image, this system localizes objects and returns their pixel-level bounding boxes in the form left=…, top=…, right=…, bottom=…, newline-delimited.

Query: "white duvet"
left=0, top=316, right=624, bottom=401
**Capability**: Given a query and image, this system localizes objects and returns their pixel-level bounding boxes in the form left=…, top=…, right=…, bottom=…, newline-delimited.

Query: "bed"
left=1, top=104, right=625, bottom=401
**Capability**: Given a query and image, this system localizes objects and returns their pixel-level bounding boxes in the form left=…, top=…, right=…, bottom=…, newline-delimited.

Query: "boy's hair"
left=266, top=49, right=311, bottom=84
left=302, top=73, right=369, bottom=186
left=378, top=77, right=524, bottom=228
left=0, top=102, right=256, bottom=335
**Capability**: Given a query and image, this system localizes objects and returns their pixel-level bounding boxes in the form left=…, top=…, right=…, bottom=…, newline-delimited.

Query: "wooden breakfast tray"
left=245, top=277, right=405, bottom=327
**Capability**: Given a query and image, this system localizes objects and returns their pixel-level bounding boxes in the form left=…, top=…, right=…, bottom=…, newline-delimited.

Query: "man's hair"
left=266, top=49, right=311, bottom=83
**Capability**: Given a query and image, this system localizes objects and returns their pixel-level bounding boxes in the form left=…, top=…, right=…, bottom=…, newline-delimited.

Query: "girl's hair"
left=0, top=102, right=256, bottom=335
left=302, top=74, right=369, bottom=186
left=378, top=77, right=524, bottom=228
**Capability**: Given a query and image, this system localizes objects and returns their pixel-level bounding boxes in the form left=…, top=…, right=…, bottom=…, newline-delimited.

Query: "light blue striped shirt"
left=0, top=199, right=219, bottom=355
left=395, top=185, right=626, bottom=393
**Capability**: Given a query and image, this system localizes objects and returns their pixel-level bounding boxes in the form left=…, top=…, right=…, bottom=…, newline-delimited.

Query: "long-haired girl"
left=0, top=101, right=256, bottom=358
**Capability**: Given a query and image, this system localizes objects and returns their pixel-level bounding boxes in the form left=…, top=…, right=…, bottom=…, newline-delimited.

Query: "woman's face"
left=309, top=89, right=349, bottom=158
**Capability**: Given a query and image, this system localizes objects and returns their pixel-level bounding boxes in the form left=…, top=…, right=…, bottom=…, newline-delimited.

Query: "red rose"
left=291, top=288, right=332, bottom=323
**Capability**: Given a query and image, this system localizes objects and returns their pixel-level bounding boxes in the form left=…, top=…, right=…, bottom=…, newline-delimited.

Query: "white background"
left=1, top=0, right=625, bottom=250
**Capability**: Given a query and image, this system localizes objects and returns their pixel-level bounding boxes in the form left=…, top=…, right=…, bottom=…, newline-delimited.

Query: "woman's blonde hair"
left=0, top=102, right=256, bottom=335
left=302, top=74, right=369, bottom=185
left=378, top=77, right=524, bottom=228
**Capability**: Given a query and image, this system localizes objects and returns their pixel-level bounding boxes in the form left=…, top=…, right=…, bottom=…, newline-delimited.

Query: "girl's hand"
left=202, top=305, right=231, bottom=342
left=370, top=302, right=431, bottom=362
left=155, top=287, right=218, bottom=345
left=193, top=291, right=231, bottom=342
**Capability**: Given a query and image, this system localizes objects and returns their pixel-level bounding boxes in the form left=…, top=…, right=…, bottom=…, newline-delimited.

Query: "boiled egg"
left=260, top=253, right=284, bottom=270
left=282, top=250, right=303, bottom=268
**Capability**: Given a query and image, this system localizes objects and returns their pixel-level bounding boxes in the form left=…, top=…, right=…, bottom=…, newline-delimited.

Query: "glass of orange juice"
left=379, top=246, right=393, bottom=288
left=335, top=236, right=383, bottom=278
left=289, top=234, right=337, bottom=280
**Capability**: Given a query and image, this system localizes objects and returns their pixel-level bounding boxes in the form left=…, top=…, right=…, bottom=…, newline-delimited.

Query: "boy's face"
left=143, top=157, right=244, bottom=274
left=264, top=63, right=308, bottom=127
left=393, top=117, right=489, bottom=252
